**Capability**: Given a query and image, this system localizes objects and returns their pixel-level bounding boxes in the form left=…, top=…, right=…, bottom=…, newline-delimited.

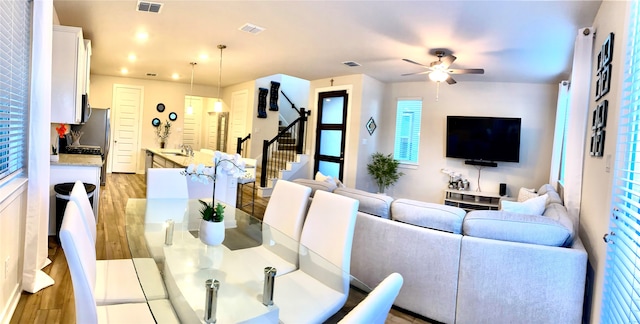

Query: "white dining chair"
left=147, top=168, right=189, bottom=199
left=69, top=181, right=169, bottom=302
left=338, top=272, right=404, bottom=324
left=273, top=190, right=359, bottom=323
left=60, top=201, right=157, bottom=323
left=232, top=179, right=311, bottom=276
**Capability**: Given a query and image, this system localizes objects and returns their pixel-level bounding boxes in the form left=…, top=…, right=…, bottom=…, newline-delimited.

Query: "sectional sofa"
left=292, top=179, right=587, bottom=324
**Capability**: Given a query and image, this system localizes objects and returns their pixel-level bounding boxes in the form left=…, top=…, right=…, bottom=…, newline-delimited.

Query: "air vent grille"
left=137, top=1, right=163, bottom=13
left=342, top=61, right=361, bottom=67
left=146, top=73, right=157, bottom=77
left=239, top=23, right=266, bottom=35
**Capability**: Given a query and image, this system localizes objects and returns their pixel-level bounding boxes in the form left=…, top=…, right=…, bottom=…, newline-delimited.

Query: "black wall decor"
left=596, top=33, right=614, bottom=101
left=591, top=32, right=614, bottom=157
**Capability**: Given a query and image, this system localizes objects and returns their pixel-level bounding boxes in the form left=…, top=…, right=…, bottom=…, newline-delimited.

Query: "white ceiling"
left=52, top=0, right=602, bottom=88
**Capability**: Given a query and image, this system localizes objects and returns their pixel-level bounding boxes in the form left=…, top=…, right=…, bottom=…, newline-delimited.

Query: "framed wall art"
left=366, top=117, right=377, bottom=135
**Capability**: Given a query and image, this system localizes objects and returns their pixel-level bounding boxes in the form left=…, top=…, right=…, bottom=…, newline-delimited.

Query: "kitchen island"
left=49, top=153, right=102, bottom=235
left=145, top=148, right=215, bottom=169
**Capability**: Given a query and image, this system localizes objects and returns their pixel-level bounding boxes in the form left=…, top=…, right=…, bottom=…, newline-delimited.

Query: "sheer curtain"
left=22, top=0, right=54, bottom=293
left=561, top=27, right=595, bottom=221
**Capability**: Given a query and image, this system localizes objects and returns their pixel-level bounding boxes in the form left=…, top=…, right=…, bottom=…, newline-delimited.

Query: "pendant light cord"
left=217, top=45, right=226, bottom=101
left=189, top=62, right=196, bottom=107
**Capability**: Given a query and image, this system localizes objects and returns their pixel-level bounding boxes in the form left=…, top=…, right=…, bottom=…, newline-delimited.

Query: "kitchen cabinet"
left=51, top=25, right=88, bottom=124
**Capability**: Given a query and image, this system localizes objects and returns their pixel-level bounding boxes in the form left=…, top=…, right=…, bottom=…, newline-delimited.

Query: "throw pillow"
left=315, top=171, right=337, bottom=187
left=501, top=193, right=548, bottom=215
left=517, top=187, right=539, bottom=202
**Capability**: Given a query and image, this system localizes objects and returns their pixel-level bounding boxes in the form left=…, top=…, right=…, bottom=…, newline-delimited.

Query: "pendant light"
left=187, top=62, right=197, bottom=114
left=214, top=44, right=226, bottom=113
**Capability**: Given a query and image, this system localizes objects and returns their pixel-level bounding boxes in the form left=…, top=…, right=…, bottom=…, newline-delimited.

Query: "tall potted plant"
left=367, top=152, right=404, bottom=194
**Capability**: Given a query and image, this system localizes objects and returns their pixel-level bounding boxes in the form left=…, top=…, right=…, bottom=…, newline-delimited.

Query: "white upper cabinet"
left=51, top=25, right=88, bottom=124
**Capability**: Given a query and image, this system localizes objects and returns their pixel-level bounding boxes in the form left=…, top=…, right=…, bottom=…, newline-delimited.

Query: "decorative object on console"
left=154, top=119, right=171, bottom=148
left=366, top=117, right=377, bottom=135
left=367, top=152, right=404, bottom=194
left=69, top=130, right=83, bottom=146
left=590, top=100, right=608, bottom=157
left=181, top=151, right=246, bottom=246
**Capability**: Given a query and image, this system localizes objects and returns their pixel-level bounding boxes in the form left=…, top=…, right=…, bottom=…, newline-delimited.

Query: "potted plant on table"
left=182, top=151, right=246, bottom=246
left=367, top=152, right=404, bottom=194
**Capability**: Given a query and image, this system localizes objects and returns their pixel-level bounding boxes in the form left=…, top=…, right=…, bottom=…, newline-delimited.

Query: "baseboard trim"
left=1, top=284, right=22, bottom=324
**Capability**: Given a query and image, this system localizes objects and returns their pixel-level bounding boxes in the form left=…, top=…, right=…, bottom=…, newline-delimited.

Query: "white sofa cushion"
left=391, top=199, right=466, bottom=234
left=463, top=210, right=573, bottom=247
left=516, top=187, right=538, bottom=202
left=292, top=178, right=337, bottom=197
left=333, top=187, right=393, bottom=219
left=500, top=193, right=548, bottom=215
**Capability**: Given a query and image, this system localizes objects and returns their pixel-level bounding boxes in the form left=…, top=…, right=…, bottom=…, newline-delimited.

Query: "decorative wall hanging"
left=152, top=118, right=161, bottom=127
left=157, top=103, right=165, bottom=112
left=366, top=117, right=377, bottom=135
left=590, top=100, right=608, bottom=157
left=269, top=81, right=280, bottom=111
left=169, top=112, right=178, bottom=121
left=595, top=33, right=614, bottom=101
left=257, top=87, right=268, bottom=118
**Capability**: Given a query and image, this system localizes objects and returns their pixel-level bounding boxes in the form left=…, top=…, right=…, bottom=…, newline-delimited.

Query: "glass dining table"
left=125, top=198, right=370, bottom=323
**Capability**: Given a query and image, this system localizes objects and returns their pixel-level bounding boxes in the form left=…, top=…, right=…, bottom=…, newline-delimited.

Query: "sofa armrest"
left=291, top=178, right=336, bottom=197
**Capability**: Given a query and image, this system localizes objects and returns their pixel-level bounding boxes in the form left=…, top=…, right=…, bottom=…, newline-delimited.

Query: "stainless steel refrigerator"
left=71, top=108, right=111, bottom=185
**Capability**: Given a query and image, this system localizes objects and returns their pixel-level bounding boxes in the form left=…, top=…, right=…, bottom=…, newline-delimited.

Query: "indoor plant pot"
left=198, top=200, right=225, bottom=246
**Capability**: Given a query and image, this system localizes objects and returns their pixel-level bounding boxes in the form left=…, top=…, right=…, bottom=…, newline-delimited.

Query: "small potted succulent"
left=198, top=200, right=226, bottom=246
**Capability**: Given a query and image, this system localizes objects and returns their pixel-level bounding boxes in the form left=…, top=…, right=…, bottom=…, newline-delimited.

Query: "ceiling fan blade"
left=402, top=58, right=430, bottom=68
left=401, top=71, right=430, bottom=76
left=440, top=54, right=457, bottom=68
left=446, top=75, right=457, bottom=85
left=447, top=68, right=485, bottom=75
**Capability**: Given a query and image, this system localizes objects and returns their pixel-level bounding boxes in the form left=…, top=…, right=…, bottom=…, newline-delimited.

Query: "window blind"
left=393, top=99, right=422, bottom=164
left=602, top=1, right=640, bottom=323
left=0, top=0, right=30, bottom=181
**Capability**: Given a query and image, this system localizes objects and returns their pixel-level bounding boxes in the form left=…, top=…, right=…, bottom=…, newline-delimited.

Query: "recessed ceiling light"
left=120, top=68, right=128, bottom=74
left=128, top=54, right=137, bottom=62
left=171, top=73, right=179, bottom=79
left=199, top=54, right=209, bottom=61
left=136, top=32, right=148, bottom=41
left=239, top=23, right=265, bottom=35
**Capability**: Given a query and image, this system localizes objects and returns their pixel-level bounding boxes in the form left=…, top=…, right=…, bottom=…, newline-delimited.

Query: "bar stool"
left=237, top=158, right=256, bottom=216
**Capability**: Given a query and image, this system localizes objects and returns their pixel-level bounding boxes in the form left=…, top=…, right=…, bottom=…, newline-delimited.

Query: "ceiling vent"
left=342, top=61, right=361, bottom=67
left=239, top=23, right=266, bottom=35
left=137, top=1, right=163, bottom=13
left=146, top=73, right=157, bottom=77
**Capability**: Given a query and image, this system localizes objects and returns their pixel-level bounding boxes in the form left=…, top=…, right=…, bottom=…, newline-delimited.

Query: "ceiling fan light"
left=429, top=70, right=448, bottom=82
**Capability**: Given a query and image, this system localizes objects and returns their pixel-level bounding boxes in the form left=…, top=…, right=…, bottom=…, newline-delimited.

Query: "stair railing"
left=260, top=107, right=310, bottom=187
left=236, top=134, right=251, bottom=157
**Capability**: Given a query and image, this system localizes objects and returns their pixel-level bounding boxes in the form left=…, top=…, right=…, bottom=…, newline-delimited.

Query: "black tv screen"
left=446, top=116, right=521, bottom=163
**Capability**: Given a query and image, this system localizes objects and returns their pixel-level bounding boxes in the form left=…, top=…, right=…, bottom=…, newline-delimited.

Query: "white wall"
left=580, top=1, right=628, bottom=322
left=379, top=81, right=557, bottom=202
left=89, top=75, right=217, bottom=173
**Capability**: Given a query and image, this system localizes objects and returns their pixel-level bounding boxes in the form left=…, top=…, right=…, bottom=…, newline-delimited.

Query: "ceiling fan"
left=402, top=50, right=484, bottom=84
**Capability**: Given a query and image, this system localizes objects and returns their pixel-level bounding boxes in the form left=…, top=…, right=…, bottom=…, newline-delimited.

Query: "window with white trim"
left=0, top=0, right=30, bottom=181
left=601, top=1, right=640, bottom=322
left=393, top=98, right=422, bottom=164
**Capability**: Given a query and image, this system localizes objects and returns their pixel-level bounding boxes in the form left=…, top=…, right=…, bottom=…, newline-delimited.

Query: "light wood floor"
left=10, top=173, right=427, bottom=324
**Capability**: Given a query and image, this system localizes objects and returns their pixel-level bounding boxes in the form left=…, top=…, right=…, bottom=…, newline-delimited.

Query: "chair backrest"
left=59, top=201, right=99, bottom=323
left=69, top=180, right=97, bottom=244
left=338, top=273, right=404, bottom=324
left=147, top=168, right=189, bottom=199
left=299, top=190, right=358, bottom=293
left=263, top=180, right=312, bottom=240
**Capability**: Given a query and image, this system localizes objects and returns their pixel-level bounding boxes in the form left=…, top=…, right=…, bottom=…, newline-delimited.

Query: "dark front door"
left=314, top=90, right=348, bottom=181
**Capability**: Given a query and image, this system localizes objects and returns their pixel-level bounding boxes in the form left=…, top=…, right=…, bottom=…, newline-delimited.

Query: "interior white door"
left=110, top=84, right=143, bottom=173
left=229, top=90, right=248, bottom=154
left=183, top=96, right=203, bottom=150
left=205, top=112, right=218, bottom=150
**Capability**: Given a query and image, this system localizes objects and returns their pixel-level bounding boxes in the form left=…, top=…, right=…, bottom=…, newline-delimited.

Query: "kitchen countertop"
left=51, top=153, right=103, bottom=167
left=146, top=148, right=214, bottom=167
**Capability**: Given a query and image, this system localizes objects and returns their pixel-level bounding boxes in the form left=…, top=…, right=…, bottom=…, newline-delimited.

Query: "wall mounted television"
left=446, top=116, right=522, bottom=163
